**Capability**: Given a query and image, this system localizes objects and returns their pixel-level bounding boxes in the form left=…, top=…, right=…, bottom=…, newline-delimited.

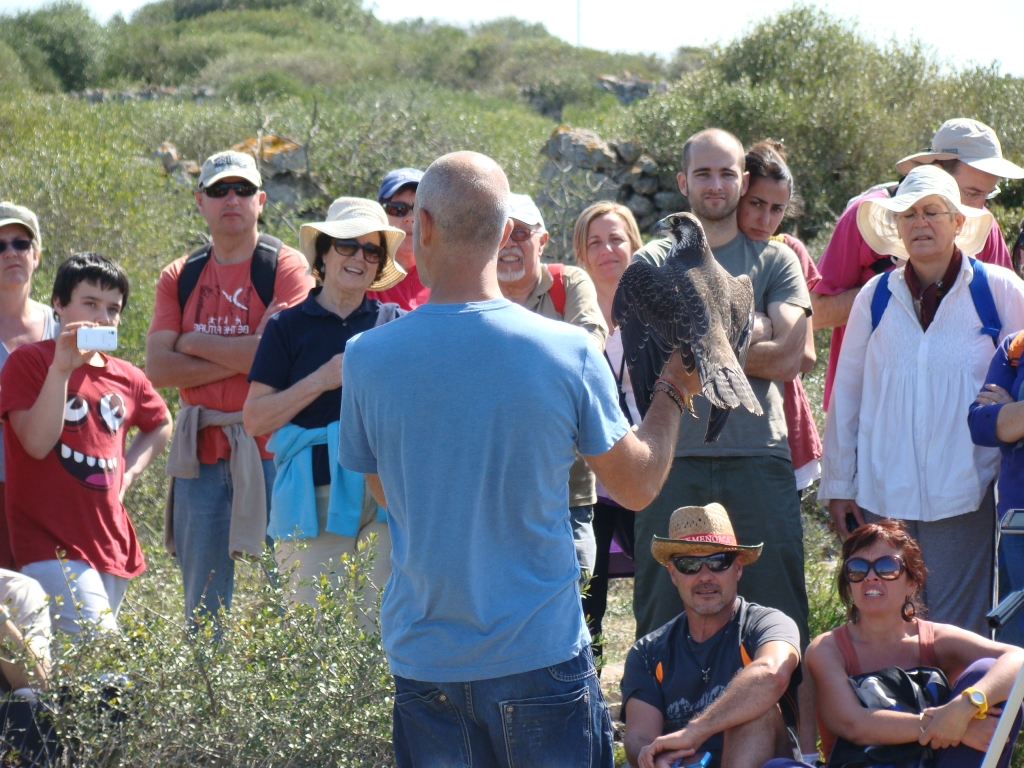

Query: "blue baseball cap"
left=378, top=167, right=425, bottom=202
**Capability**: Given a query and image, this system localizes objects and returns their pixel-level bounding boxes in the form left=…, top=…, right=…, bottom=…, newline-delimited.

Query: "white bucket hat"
left=856, top=165, right=994, bottom=260
left=896, top=118, right=1024, bottom=180
left=299, top=197, right=407, bottom=291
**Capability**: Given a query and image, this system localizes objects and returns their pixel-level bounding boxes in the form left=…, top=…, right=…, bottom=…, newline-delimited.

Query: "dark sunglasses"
left=0, top=238, right=32, bottom=254
left=203, top=181, right=260, bottom=198
left=509, top=226, right=542, bottom=242
left=845, top=555, right=905, bottom=583
left=383, top=201, right=414, bottom=217
left=332, top=239, right=386, bottom=264
left=670, top=552, right=737, bottom=575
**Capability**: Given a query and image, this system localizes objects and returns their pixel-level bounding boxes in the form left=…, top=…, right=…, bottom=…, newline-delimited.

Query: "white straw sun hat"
left=856, top=165, right=994, bottom=260
left=299, top=197, right=407, bottom=291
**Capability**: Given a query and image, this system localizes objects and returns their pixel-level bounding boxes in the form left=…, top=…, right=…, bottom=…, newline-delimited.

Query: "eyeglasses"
left=845, top=555, right=905, bottom=583
left=509, top=226, right=541, bottom=242
left=0, top=238, right=32, bottom=254
left=203, top=181, right=259, bottom=198
left=896, top=210, right=956, bottom=224
left=331, top=239, right=385, bottom=264
left=383, top=201, right=414, bottom=217
left=670, top=552, right=737, bottom=575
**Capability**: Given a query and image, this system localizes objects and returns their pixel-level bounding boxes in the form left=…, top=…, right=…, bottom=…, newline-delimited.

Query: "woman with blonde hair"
left=574, top=200, right=644, bottom=665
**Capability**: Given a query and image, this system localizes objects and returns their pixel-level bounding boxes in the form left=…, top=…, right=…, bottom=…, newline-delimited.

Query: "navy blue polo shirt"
left=249, top=288, right=387, bottom=485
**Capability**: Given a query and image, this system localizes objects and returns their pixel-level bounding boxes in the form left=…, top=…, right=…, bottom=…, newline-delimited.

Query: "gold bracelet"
left=653, top=381, right=685, bottom=414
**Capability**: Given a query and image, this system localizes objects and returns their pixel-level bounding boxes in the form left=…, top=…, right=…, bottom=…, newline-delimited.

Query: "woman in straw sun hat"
left=819, top=164, right=1024, bottom=635
left=243, top=197, right=407, bottom=618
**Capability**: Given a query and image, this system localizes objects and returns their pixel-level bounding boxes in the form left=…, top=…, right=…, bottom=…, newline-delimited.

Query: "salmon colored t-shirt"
left=148, top=243, right=313, bottom=464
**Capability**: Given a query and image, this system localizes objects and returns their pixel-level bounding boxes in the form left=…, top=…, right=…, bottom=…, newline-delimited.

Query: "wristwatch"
left=962, top=687, right=988, bottom=719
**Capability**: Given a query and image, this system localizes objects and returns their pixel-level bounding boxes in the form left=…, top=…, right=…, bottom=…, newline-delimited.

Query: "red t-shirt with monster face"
left=0, top=340, right=167, bottom=577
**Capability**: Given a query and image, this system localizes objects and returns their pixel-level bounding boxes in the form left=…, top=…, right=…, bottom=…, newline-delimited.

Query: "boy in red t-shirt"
left=0, top=253, right=171, bottom=633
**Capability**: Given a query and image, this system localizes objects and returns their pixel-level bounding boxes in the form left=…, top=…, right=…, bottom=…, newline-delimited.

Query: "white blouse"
left=819, top=257, right=1024, bottom=522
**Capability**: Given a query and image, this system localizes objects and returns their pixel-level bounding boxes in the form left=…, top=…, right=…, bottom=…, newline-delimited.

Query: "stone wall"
left=536, top=125, right=684, bottom=260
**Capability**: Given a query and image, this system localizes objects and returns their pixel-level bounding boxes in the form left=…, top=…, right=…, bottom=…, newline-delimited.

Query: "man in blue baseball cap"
left=367, top=167, right=428, bottom=309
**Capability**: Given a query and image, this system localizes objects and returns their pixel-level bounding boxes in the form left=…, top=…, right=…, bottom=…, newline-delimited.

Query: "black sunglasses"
left=383, top=201, right=414, bottom=218
left=845, top=555, right=905, bottom=583
left=0, top=238, right=32, bottom=254
left=670, top=552, right=737, bottom=575
left=203, top=181, right=260, bottom=198
left=332, top=239, right=386, bottom=264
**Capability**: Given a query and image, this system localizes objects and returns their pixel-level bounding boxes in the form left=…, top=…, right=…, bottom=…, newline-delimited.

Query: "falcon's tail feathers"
left=702, top=364, right=763, bottom=417
left=704, top=406, right=730, bottom=443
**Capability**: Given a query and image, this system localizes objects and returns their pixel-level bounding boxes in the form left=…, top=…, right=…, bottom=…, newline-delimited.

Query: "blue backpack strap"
left=870, top=271, right=893, bottom=331
left=968, top=258, right=1001, bottom=342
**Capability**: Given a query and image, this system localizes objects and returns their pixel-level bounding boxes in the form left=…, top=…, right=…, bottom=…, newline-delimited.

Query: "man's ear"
left=677, top=171, right=688, bottom=197
left=740, top=171, right=750, bottom=197
left=51, top=297, right=64, bottom=320
left=498, top=218, right=514, bottom=251
left=418, top=207, right=435, bottom=246
left=538, top=230, right=549, bottom=252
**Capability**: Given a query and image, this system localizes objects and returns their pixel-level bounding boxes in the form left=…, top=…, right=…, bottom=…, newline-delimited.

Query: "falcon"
left=612, top=212, right=763, bottom=443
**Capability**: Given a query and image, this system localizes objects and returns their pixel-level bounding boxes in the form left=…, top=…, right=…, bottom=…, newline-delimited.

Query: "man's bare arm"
left=810, top=289, right=860, bottom=330
left=366, top=474, right=386, bottom=509
left=175, top=332, right=261, bottom=376
left=145, top=330, right=237, bottom=389
left=624, top=698, right=665, bottom=768
left=800, top=315, right=817, bottom=374
left=744, top=301, right=808, bottom=382
left=640, top=641, right=799, bottom=767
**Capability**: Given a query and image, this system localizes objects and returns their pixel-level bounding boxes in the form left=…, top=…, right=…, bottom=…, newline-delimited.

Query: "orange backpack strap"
left=547, top=263, right=566, bottom=316
left=1008, top=330, right=1024, bottom=368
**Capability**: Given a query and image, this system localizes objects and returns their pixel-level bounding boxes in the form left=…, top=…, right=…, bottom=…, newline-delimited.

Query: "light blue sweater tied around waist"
left=266, top=421, right=385, bottom=540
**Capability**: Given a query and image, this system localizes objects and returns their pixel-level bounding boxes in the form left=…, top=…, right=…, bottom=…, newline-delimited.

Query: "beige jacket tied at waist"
left=164, top=402, right=267, bottom=560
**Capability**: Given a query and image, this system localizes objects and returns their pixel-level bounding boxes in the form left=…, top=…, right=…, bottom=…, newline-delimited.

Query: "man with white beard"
left=497, top=193, right=608, bottom=577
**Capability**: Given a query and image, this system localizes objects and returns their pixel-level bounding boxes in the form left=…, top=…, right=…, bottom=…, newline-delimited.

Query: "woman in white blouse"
left=819, top=164, right=1024, bottom=634
left=573, top=201, right=643, bottom=666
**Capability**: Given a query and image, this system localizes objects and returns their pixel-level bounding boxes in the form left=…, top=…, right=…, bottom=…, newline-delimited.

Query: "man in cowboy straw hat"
left=622, top=503, right=803, bottom=768
left=145, top=149, right=314, bottom=622
left=811, top=118, right=1023, bottom=411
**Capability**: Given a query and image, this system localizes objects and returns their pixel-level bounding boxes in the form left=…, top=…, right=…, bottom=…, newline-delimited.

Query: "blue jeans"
left=172, top=458, right=274, bottom=619
left=392, top=647, right=614, bottom=768
left=570, top=505, right=596, bottom=574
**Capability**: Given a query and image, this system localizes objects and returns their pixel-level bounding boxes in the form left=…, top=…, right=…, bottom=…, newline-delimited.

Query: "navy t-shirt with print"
left=621, top=597, right=801, bottom=766
left=249, top=289, right=402, bottom=485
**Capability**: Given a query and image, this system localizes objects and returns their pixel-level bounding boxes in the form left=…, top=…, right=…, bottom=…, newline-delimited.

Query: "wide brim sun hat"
left=896, top=118, right=1024, bottom=180
left=299, top=197, right=407, bottom=291
left=650, top=502, right=762, bottom=567
left=856, top=164, right=994, bottom=260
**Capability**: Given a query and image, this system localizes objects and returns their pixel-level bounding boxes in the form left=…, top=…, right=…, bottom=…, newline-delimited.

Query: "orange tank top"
left=818, top=620, right=939, bottom=759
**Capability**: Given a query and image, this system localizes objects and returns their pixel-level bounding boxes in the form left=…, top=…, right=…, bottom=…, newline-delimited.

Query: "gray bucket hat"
left=299, top=197, right=407, bottom=291
left=0, top=202, right=41, bottom=252
left=896, top=118, right=1024, bottom=180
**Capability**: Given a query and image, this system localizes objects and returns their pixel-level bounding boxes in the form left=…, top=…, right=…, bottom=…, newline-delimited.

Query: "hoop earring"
left=901, top=597, right=916, bottom=622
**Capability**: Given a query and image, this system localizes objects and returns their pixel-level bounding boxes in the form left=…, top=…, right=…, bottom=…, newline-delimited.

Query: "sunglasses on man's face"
left=0, top=238, right=32, bottom=254
left=332, top=239, right=386, bottom=264
left=509, top=226, right=541, bottom=242
left=383, top=201, right=414, bottom=218
left=203, top=181, right=259, bottom=198
left=844, top=555, right=905, bottom=583
left=670, top=552, right=737, bottom=576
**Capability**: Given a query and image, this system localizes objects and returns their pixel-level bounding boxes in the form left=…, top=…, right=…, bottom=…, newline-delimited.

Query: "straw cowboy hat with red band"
left=650, top=503, right=763, bottom=567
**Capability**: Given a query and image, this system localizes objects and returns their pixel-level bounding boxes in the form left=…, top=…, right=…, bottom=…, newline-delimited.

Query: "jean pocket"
left=500, top=687, right=592, bottom=768
left=547, top=647, right=597, bottom=683
left=393, top=685, right=471, bottom=768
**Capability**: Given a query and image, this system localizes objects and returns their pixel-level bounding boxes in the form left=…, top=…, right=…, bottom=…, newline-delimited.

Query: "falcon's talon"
left=684, top=396, right=698, bottom=418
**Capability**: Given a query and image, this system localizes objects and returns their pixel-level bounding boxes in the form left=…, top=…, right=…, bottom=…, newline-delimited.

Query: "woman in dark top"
left=244, top=197, right=406, bottom=613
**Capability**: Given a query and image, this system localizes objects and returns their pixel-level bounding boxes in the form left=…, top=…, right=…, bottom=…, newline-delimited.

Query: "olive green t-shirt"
left=632, top=232, right=811, bottom=458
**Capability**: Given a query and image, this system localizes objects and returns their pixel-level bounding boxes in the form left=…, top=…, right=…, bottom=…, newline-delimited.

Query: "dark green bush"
left=0, top=1, right=104, bottom=91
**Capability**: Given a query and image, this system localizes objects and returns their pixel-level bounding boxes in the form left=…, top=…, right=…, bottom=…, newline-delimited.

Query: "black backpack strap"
left=251, top=234, right=283, bottom=308
left=177, top=243, right=213, bottom=311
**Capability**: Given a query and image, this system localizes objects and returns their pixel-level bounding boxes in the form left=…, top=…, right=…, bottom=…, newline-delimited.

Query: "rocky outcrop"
left=596, top=72, right=667, bottom=106
left=71, top=85, right=215, bottom=104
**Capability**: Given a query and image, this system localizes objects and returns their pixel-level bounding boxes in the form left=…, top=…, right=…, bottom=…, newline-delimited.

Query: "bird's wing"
left=729, top=274, right=756, bottom=366
left=612, top=260, right=692, bottom=419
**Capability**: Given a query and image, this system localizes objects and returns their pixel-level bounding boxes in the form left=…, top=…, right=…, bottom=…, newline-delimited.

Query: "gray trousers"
left=864, top=482, right=995, bottom=636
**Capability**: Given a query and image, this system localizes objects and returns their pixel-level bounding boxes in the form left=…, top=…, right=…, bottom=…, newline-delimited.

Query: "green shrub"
left=0, top=1, right=104, bottom=91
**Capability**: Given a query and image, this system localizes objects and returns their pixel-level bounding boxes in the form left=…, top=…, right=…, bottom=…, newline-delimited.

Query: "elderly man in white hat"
left=820, top=164, right=1024, bottom=635
left=145, top=149, right=314, bottom=622
left=497, top=192, right=608, bottom=578
left=812, top=118, right=1024, bottom=413
left=244, top=197, right=407, bottom=614
left=622, top=502, right=803, bottom=768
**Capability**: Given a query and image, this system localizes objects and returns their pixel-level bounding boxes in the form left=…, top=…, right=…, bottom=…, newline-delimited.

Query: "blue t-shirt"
left=339, top=298, right=629, bottom=682
left=249, top=289, right=391, bottom=485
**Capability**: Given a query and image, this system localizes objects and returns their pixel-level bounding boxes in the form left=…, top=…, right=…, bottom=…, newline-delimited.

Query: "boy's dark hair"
left=52, top=252, right=131, bottom=311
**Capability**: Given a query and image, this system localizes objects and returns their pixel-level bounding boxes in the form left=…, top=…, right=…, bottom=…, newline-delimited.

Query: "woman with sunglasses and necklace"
left=0, top=203, right=57, bottom=570
left=791, top=520, right=1024, bottom=768
left=244, top=198, right=407, bottom=616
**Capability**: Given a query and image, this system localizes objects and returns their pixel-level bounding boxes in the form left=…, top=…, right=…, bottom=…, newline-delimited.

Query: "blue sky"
left=3, top=0, right=1023, bottom=76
